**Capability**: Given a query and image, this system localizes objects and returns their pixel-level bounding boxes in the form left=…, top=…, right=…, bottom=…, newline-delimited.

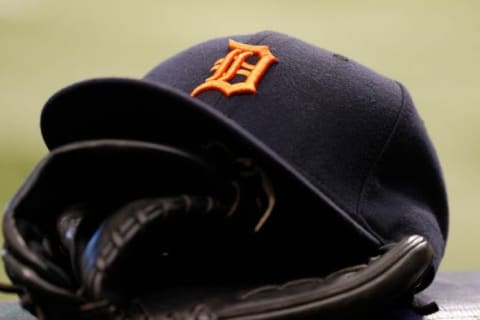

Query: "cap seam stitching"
left=355, top=81, right=408, bottom=234
left=252, top=31, right=275, bottom=45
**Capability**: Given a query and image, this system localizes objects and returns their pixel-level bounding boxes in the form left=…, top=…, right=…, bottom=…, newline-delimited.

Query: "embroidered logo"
left=191, top=39, right=278, bottom=97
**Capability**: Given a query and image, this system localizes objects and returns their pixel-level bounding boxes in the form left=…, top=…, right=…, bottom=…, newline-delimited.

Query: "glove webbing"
left=76, top=195, right=236, bottom=319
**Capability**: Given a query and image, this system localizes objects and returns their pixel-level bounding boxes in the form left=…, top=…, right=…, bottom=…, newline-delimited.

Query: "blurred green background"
left=0, top=0, right=479, bottom=295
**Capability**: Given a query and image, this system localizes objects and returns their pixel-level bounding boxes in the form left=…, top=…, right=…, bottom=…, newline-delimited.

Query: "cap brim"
left=41, top=78, right=381, bottom=246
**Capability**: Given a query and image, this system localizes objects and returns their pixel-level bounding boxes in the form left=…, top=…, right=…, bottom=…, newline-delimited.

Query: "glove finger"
left=127, top=235, right=433, bottom=320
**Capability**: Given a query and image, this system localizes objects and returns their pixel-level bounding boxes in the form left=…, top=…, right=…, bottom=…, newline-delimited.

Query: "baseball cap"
left=40, top=31, right=448, bottom=280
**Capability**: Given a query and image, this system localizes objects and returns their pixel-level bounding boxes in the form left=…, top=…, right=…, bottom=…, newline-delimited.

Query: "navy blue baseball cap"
left=40, top=31, right=448, bottom=278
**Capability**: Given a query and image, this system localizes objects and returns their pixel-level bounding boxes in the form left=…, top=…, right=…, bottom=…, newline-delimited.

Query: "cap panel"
left=231, top=32, right=404, bottom=218
left=358, top=83, right=448, bottom=269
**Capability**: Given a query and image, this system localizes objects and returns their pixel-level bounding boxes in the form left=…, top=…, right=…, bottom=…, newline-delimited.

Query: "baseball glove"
left=1, top=139, right=435, bottom=320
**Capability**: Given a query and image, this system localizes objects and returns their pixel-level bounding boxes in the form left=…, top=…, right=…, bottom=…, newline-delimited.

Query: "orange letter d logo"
left=191, top=40, right=278, bottom=97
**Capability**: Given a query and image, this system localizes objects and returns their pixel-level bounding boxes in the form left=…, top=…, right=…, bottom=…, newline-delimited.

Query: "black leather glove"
left=1, top=139, right=434, bottom=320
